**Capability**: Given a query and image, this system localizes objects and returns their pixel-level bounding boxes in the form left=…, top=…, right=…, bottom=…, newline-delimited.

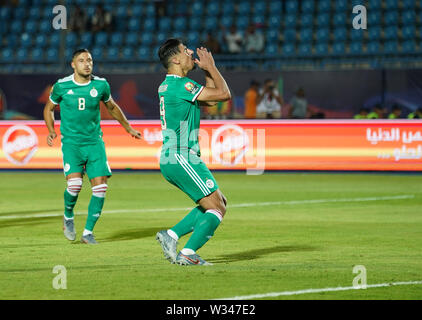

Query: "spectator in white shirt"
left=257, top=79, right=283, bottom=119
left=244, top=24, right=264, bottom=53
left=224, top=25, right=243, bottom=54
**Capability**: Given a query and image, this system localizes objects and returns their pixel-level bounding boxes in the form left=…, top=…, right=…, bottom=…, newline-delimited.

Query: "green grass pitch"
left=0, top=171, right=421, bottom=300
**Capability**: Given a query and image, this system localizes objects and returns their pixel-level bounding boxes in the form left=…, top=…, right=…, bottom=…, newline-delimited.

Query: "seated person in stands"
left=408, top=107, right=422, bottom=119
left=354, top=107, right=369, bottom=119
left=388, top=105, right=402, bottom=119
left=367, top=104, right=385, bottom=119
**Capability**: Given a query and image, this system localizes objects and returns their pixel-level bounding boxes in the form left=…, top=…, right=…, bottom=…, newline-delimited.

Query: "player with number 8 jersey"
left=49, top=72, right=111, bottom=145
left=44, top=48, right=141, bottom=245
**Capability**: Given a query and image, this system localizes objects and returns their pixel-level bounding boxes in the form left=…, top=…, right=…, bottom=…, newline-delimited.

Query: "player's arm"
left=104, top=97, right=141, bottom=139
left=199, top=70, right=218, bottom=107
left=195, top=48, right=231, bottom=102
left=43, top=98, right=58, bottom=146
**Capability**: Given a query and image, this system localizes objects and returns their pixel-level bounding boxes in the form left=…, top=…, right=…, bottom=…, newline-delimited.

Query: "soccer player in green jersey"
left=156, top=39, right=231, bottom=265
left=43, top=48, right=141, bottom=244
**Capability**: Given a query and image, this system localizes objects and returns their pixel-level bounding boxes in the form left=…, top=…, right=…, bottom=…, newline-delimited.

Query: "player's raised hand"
left=127, top=127, right=142, bottom=139
left=47, top=131, right=57, bottom=146
left=194, top=47, right=215, bottom=71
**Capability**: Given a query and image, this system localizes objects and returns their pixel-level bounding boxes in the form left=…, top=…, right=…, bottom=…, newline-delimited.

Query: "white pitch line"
left=0, top=194, right=415, bottom=221
left=216, top=280, right=422, bottom=300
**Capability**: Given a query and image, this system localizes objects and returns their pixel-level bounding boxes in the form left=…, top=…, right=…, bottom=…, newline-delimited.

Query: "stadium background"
left=1, top=0, right=422, bottom=171
left=1, top=0, right=422, bottom=120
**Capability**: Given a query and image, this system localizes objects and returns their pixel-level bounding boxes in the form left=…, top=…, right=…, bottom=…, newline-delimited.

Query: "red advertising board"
left=1, top=120, right=422, bottom=171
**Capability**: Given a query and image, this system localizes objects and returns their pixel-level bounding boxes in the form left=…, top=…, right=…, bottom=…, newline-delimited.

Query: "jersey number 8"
left=159, top=96, right=166, bottom=130
left=78, top=97, right=85, bottom=110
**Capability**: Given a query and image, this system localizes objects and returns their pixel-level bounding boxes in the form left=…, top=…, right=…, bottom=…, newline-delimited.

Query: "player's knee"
left=206, top=208, right=225, bottom=222
left=214, top=202, right=226, bottom=218
left=92, top=183, right=108, bottom=198
left=221, top=194, right=227, bottom=207
left=67, top=178, right=83, bottom=196
left=218, top=194, right=227, bottom=216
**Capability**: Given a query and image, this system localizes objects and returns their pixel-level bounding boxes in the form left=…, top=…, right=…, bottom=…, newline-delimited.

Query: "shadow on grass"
left=0, top=208, right=61, bottom=217
left=210, top=245, right=317, bottom=264
left=102, top=227, right=168, bottom=242
left=0, top=216, right=60, bottom=229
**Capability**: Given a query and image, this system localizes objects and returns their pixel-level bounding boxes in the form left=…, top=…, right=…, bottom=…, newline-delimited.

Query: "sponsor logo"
left=211, top=124, right=249, bottom=166
left=90, top=88, right=98, bottom=97
left=66, top=89, right=74, bottom=95
left=2, top=125, right=38, bottom=166
left=184, top=82, right=194, bottom=91
left=182, top=254, right=200, bottom=265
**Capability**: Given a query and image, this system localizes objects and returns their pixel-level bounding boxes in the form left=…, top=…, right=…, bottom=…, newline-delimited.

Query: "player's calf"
left=64, top=177, right=83, bottom=219
left=82, top=183, right=108, bottom=243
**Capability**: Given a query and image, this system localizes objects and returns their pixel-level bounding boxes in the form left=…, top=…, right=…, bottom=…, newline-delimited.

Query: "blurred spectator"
left=407, top=107, right=422, bottom=119
left=288, top=87, right=308, bottom=119
left=388, top=105, right=402, bottom=119
left=354, top=107, right=369, bottom=119
left=0, top=88, right=33, bottom=120
left=256, top=79, right=283, bottom=119
left=203, top=96, right=232, bottom=119
left=367, top=104, right=385, bottom=119
left=310, top=112, right=326, bottom=119
left=244, top=25, right=264, bottom=53
left=69, top=7, right=88, bottom=33
left=244, top=80, right=260, bottom=119
left=224, top=25, right=243, bottom=54
left=91, top=5, right=113, bottom=32
left=204, top=32, right=221, bottom=54
left=154, top=0, right=166, bottom=19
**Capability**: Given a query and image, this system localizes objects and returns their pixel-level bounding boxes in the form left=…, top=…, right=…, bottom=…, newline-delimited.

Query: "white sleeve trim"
left=192, top=86, right=204, bottom=102
left=49, top=96, right=59, bottom=105
left=103, top=95, right=112, bottom=103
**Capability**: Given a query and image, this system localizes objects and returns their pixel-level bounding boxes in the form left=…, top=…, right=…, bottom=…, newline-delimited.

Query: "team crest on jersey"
left=64, top=163, right=70, bottom=172
left=90, top=88, right=98, bottom=97
left=206, top=179, right=214, bottom=188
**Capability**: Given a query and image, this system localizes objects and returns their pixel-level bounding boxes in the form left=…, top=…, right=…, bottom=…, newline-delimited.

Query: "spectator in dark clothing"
left=69, top=7, right=88, bottom=33
left=204, top=33, right=221, bottom=54
left=91, top=5, right=113, bottom=32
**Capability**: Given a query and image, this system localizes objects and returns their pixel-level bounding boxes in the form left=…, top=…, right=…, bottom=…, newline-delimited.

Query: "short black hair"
left=158, top=38, right=182, bottom=69
left=72, top=48, right=90, bottom=60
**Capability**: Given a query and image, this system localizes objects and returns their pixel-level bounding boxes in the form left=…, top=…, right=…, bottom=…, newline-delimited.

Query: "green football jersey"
left=49, top=74, right=111, bottom=145
left=158, top=74, right=204, bottom=156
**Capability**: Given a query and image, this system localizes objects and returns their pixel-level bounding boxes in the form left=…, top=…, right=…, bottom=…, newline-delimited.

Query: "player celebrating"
left=156, top=39, right=231, bottom=265
left=43, top=48, right=141, bottom=244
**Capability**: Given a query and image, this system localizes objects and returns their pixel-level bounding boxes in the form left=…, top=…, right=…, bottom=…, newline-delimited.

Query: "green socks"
left=64, top=189, right=78, bottom=219
left=85, top=195, right=105, bottom=232
left=170, top=206, right=204, bottom=238
left=184, top=210, right=222, bottom=252
left=84, top=184, right=107, bottom=232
